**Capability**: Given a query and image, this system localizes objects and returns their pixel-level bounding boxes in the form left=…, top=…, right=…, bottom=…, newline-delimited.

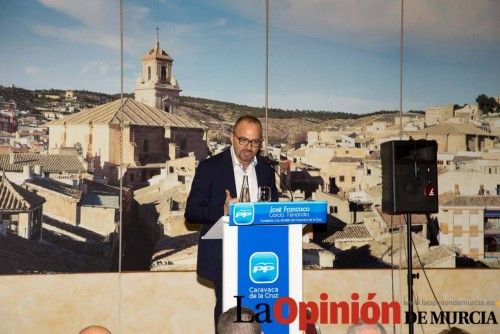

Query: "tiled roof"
left=375, top=206, right=428, bottom=227
left=330, top=156, right=364, bottom=163
left=366, top=151, right=381, bottom=160
left=373, top=232, right=429, bottom=260
left=288, top=146, right=305, bottom=157
left=151, top=232, right=199, bottom=271
left=47, top=98, right=201, bottom=128
left=334, top=224, right=372, bottom=239
left=321, top=224, right=372, bottom=246
left=355, top=136, right=374, bottom=144
left=412, top=245, right=455, bottom=268
left=24, top=177, right=82, bottom=200
left=142, top=42, right=173, bottom=62
left=453, top=156, right=478, bottom=162
left=0, top=154, right=85, bottom=173
left=439, top=192, right=500, bottom=207
left=0, top=131, right=14, bottom=137
left=81, top=193, right=119, bottom=208
left=0, top=174, right=45, bottom=211
left=409, top=122, right=494, bottom=136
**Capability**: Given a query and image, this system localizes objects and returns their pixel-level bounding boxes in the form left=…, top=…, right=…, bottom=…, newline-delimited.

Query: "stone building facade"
left=47, top=98, right=209, bottom=186
left=437, top=193, right=500, bottom=260
left=425, top=104, right=454, bottom=126
left=407, top=122, right=498, bottom=153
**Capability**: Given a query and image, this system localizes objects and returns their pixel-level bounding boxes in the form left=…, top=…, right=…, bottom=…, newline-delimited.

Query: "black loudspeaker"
left=381, top=140, right=438, bottom=214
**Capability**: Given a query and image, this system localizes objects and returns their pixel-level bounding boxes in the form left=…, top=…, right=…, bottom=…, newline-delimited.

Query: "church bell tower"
left=134, top=29, right=181, bottom=114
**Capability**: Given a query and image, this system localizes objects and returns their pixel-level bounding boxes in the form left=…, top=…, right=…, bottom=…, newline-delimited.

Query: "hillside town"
left=1, top=38, right=499, bottom=274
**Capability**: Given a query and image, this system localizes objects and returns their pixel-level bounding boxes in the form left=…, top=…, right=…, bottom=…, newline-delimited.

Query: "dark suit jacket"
left=185, top=148, right=278, bottom=281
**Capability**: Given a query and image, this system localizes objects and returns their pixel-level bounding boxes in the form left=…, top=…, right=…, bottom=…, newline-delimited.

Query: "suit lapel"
left=222, top=148, right=237, bottom=197
left=255, top=158, right=264, bottom=187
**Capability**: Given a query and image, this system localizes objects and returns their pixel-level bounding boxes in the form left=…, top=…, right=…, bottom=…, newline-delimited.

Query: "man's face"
left=230, top=120, right=262, bottom=166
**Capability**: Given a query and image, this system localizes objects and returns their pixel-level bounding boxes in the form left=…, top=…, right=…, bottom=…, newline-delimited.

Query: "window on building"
left=130, top=173, right=134, bottom=182
left=339, top=175, right=345, bottom=182
left=454, top=236, right=465, bottom=253
left=470, top=213, right=479, bottom=226
left=171, top=200, right=180, bottom=211
left=367, top=169, right=371, bottom=175
left=143, top=139, right=149, bottom=153
left=453, top=212, right=464, bottom=226
left=1, top=213, right=10, bottom=224
left=351, top=176, right=356, bottom=182
left=148, top=66, right=151, bottom=80
left=10, top=214, right=18, bottom=235
left=161, top=66, right=167, bottom=82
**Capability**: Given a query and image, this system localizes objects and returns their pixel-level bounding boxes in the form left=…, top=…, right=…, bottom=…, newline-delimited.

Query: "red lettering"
left=273, top=297, right=297, bottom=324
left=299, top=302, right=319, bottom=331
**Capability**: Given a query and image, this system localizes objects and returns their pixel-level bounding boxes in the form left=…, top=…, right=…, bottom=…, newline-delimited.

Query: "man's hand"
left=224, top=189, right=238, bottom=215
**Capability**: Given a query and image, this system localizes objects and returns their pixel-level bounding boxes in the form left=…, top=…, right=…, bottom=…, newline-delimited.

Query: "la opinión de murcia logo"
left=234, top=293, right=498, bottom=331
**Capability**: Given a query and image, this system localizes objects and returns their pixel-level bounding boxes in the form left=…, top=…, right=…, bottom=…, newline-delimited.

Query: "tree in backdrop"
left=476, top=94, right=499, bottom=114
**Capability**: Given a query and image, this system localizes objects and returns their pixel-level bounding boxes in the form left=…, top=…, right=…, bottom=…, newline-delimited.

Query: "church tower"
left=134, top=30, right=181, bottom=114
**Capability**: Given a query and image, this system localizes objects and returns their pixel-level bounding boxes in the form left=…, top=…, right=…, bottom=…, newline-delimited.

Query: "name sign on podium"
left=230, top=201, right=327, bottom=226
left=223, top=201, right=327, bottom=334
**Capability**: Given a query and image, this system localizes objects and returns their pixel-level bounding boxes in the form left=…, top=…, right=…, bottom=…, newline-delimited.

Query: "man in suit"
left=185, top=115, right=278, bottom=332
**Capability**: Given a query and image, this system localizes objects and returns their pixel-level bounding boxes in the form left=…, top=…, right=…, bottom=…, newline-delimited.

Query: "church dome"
left=141, top=41, right=173, bottom=62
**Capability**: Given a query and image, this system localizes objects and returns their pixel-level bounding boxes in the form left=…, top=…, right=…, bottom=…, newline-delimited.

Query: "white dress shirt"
left=230, top=146, right=259, bottom=202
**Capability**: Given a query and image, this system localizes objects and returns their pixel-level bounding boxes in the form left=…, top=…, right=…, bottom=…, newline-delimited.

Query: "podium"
left=223, top=201, right=327, bottom=333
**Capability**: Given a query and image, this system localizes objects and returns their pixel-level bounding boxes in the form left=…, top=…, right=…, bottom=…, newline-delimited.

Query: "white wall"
left=0, top=270, right=498, bottom=334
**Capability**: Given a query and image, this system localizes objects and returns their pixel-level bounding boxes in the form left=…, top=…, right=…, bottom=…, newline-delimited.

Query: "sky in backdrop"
left=0, top=0, right=499, bottom=114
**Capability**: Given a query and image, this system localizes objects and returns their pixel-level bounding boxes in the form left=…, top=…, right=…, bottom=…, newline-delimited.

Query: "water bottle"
left=239, top=175, right=250, bottom=202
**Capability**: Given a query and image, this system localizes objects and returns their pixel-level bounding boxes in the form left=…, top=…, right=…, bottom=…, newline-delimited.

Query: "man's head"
left=217, top=306, right=262, bottom=334
left=78, top=325, right=112, bottom=334
left=347, top=322, right=387, bottom=334
left=230, top=115, right=262, bottom=167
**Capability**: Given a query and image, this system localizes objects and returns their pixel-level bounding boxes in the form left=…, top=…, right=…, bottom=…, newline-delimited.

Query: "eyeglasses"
left=233, top=133, right=262, bottom=148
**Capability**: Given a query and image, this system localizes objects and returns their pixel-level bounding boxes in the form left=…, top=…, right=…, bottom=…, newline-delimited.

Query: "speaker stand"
left=406, top=213, right=414, bottom=334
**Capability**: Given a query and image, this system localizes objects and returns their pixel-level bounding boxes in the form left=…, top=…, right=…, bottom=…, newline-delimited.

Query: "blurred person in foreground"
left=217, top=306, right=262, bottom=334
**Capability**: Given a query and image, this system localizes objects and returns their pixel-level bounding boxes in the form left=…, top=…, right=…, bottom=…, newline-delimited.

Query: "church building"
left=46, top=35, right=209, bottom=187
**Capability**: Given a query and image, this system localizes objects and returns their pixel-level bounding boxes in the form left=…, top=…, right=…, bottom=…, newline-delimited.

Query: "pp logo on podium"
left=249, top=252, right=279, bottom=284
left=233, top=203, right=254, bottom=225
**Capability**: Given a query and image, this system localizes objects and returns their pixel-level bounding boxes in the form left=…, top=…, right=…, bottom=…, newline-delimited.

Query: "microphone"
left=260, top=156, right=294, bottom=202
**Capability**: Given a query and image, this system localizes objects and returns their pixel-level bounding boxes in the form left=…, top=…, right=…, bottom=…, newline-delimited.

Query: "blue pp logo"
left=249, top=252, right=279, bottom=284
left=233, top=203, right=254, bottom=225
